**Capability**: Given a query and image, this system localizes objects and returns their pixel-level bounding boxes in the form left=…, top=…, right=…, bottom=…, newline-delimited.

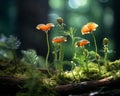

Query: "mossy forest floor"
left=0, top=58, right=120, bottom=96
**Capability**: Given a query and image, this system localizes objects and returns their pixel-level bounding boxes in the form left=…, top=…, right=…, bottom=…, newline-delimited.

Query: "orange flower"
left=36, top=23, right=55, bottom=31
left=52, top=36, right=67, bottom=43
left=81, top=22, right=98, bottom=35
left=75, top=40, right=90, bottom=47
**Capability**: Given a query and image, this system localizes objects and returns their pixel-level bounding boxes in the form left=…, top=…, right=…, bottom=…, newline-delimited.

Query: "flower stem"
left=91, top=32, right=101, bottom=74
left=54, top=45, right=58, bottom=62
left=91, top=32, right=98, bottom=53
left=58, top=43, right=64, bottom=62
left=97, top=59, right=101, bottom=74
left=71, top=61, right=77, bottom=81
left=72, top=38, right=75, bottom=59
left=45, top=32, right=52, bottom=76
left=104, top=48, right=110, bottom=70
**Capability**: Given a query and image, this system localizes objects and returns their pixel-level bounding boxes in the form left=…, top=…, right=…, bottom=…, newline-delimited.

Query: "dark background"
left=0, top=0, right=120, bottom=60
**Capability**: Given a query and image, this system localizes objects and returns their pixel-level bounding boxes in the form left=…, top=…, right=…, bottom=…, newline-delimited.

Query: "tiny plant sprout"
left=83, top=49, right=89, bottom=58
left=96, top=53, right=101, bottom=74
left=103, top=37, right=109, bottom=46
left=36, top=23, right=55, bottom=76
left=103, top=37, right=110, bottom=70
left=63, top=27, right=77, bottom=59
left=56, top=17, right=64, bottom=30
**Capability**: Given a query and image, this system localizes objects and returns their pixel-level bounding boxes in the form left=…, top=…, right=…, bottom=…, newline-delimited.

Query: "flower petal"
left=36, top=24, right=45, bottom=30
left=81, top=25, right=90, bottom=35
left=75, top=40, right=90, bottom=47
left=52, top=36, right=67, bottom=43
left=81, top=22, right=98, bottom=35
left=87, top=22, right=98, bottom=32
left=36, top=23, right=54, bottom=31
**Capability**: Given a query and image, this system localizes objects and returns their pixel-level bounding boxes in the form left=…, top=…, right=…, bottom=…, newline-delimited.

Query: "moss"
left=53, top=73, right=73, bottom=85
left=16, top=77, right=58, bottom=96
left=55, top=59, right=120, bottom=82
left=0, top=58, right=28, bottom=76
left=0, top=56, right=120, bottom=96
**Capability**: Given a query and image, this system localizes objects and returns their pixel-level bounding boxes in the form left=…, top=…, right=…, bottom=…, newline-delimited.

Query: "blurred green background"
left=0, top=0, right=119, bottom=61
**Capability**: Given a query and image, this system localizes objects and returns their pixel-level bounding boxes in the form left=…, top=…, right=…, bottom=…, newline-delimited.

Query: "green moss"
left=54, top=59, right=120, bottom=83
left=0, top=54, right=120, bottom=96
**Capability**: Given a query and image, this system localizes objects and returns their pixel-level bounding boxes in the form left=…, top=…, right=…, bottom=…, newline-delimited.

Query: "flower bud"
left=96, top=54, right=100, bottom=60
left=57, top=17, right=63, bottom=25
left=104, top=47, right=108, bottom=53
left=83, top=49, right=89, bottom=57
left=103, top=38, right=109, bottom=45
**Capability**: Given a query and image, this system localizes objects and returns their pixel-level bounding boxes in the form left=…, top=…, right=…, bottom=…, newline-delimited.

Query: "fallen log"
left=55, top=76, right=120, bottom=96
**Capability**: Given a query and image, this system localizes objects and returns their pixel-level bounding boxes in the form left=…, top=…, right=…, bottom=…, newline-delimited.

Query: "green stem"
left=84, top=59, right=89, bottom=72
left=53, top=44, right=58, bottom=62
left=91, top=32, right=98, bottom=53
left=97, top=59, right=101, bottom=74
left=45, top=32, right=52, bottom=76
left=60, top=25, right=64, bottom=30
left=58, top=43, right=64, bottom=62
left=71, top=61, right=77, bottom=81
left=58, top=43, right=64, bottom=72
left=53, top=45, right=58, bottom=72
left=91, top=32, right=102, bottom=74
left=104, top=51, right=110, bottom=70
left=72, top=38, right=75, bottom=59
left=71, top=37, right=77, bottom=80
left=83, top=49, right=89, bottom=72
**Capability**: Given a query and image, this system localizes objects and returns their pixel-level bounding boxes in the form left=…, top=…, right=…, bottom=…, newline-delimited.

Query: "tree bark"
left=55, top=76, right=120, bottom=96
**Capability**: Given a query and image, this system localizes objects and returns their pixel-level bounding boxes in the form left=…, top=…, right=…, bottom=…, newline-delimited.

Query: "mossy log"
left=55, top=76, right=120, bottom=96
left=0, top=76, right=120, bottom=96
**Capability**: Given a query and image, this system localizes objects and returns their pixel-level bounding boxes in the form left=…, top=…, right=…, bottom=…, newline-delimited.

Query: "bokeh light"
left=48, top=13, right=60, bottom=23
left=68, top=0, right=88, bottom=9
left=49, top=0, right=64, bottom=9
left=67, top=14, right=88, bottom=27
left=103, top=7, right=114, bottom=28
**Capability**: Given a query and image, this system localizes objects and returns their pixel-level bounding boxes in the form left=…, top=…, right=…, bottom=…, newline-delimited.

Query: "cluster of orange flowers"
left=36, top=19, right=98, bottom=47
